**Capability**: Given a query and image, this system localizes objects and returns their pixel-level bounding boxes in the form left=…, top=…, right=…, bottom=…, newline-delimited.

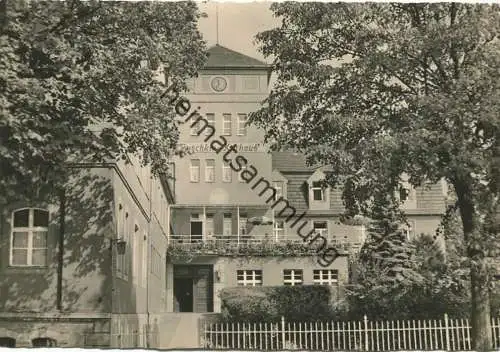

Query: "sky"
left=197, top=2, right=280, bottom=63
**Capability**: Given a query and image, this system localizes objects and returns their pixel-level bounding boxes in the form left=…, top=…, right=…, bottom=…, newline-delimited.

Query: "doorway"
left=173, top=265, right=214, bottom=313
left=190, top=216, right=203, bottom=242
left=174, top=278, right=194, bottom=312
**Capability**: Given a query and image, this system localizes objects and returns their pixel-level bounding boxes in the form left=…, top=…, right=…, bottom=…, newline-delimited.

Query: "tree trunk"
left=456, top=183, right=492, bottom=351
left=470, top=261, right=492, bottom=351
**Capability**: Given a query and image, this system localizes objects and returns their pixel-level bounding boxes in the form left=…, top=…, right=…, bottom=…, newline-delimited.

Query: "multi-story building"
left=166, top=45, right=352, bottom=318
left=0, top=155, right=173, bottom=348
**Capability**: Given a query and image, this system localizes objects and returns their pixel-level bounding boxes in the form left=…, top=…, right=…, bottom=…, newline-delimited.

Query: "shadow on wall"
left=300, top=182, right=309, bottom=207
left=0, top=168, right=114, bottom=313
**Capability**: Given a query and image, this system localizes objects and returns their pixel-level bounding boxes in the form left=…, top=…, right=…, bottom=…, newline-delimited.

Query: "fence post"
left=364, top=315, right=369, bottom=351
left=281, top=316, right=286, bottom=348
left=444, top=313, right=450, bottom=351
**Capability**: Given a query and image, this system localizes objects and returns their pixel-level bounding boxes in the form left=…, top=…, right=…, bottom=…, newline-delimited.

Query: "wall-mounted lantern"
left=214, top=270, right=221, bottom=283
left=110, top=239, right=127, bottom=255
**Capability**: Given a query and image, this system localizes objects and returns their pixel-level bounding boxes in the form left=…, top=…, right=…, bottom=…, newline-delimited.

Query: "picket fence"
left=203, top=315, right=500, bottom=351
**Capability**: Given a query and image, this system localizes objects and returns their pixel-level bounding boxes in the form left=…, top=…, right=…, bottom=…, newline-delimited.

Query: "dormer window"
left=400, top=187, right=410, bottom=202
left=397, top=176, right=417, bottom=209
left=307, top=170, right=330, bottom=211
left=311, top=182, right=325, bottom=201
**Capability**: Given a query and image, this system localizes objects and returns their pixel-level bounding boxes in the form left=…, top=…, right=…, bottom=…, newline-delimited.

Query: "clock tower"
left=174, top=44, right=272, bottom=205
left=168, top=44, right=272, bottom=314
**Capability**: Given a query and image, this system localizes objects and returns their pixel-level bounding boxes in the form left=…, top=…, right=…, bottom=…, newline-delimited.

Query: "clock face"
left=211, top=77, right=227, bottom=92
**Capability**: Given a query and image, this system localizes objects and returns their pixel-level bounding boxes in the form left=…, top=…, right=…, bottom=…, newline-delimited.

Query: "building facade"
left=0, top=155, right=173, bottom=348
left=167, top=45, right=351, bottom=317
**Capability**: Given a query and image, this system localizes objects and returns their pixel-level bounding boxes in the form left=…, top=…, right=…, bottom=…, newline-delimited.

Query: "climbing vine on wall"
left=166, top=240, right=332, bottom=262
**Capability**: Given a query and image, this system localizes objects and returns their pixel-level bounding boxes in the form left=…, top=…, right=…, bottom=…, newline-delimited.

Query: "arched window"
left=10, top=208, right=49, bottom=266
left=32, top=337, right=57, bottom=347
left=0, top=337, right=15, bottom=347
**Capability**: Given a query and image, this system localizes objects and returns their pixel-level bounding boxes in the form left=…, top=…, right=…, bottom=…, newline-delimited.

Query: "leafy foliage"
left=0, top=0, right=207, bottom=203
left=349, top=234, right=470, bottom=320
left=252, top=3, right=499, bottom=348
left=166, top=240, right=338, bottom=263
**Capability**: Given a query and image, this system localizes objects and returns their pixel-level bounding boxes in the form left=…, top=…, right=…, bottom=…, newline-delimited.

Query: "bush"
left=219, top=285, right=346, bottom=322
left=220, top=287, right=279, bottom=322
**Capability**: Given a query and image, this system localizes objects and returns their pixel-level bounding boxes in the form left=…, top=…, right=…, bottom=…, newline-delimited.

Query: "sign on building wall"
left=179, top=143, right=267, bottom=154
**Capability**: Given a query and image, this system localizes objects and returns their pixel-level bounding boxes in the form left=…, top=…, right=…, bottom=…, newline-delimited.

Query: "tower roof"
left=204, top=44, right=269, bottom=69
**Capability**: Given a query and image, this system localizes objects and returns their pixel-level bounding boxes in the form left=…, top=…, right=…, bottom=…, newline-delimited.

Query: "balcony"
left=166, top=233, right=362, bottom=261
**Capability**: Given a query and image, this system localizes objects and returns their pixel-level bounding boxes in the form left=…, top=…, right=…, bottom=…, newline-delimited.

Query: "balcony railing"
left=168, top=233, right=362, bottom=252
left=169, top=233, right=292, bottom=245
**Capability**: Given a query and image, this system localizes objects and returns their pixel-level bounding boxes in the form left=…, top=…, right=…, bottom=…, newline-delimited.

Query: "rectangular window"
left=238, top=165, right=247, bottom=182
left=32, top=338, right=57, bottom=347
left=115, top=204, right=124, bottom=277
left=313, top=221, right=328, bottom=237
left=313, top=269, right=339, bottom=285
left=121, top=210, right=130, bottom=280
left=206, top=113, right=215, bottom=135
left=283, top=269, right=303, bottom=286
left=273, top=181, right=283, bottom=200
left=311, top=181, right=324, bottom=201
left=237, top=270, right=262, bottom=286
left=150, top=246, right=162, bottom=278
left=205, top=159, right=215, bottom=182
left=222, top=163, right=232, bottom=182
left=404, top=220, right=416, bottom=241
left=206, top=214, right=214, bottom=237
left=274, top=220, right=285, bottom=240
left=239, top=215, right=247, bottom=236
left=132, top=223, right=140, bottom=285
left=400, top=187, right=410, bottom=202
left=190, top=117, right=201, bottom=135
left=190, top=159, right=200, bottom=182
left=222, top=114, right=232, bottom=136
left=10, top=208, right=49, bottom=267
left=223, top=213, right=232, bottom=236
left=150, top=245, right=156, bottom=274
left=237, top=113, right=248, bottom=136
left=141, top=232, right=148, bottom=288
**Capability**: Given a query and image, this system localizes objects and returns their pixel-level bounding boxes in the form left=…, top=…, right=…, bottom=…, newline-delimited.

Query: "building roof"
left=271, top=151, right=319, bottom=172
left=272, top=152, right=446, bottom=215
left=204, top=44, right=269, bottom=69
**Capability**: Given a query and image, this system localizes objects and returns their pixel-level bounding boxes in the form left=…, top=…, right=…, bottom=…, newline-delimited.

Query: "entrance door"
left=174, top=278, right=193, bottom=312
left=190, top=221, right=203, bottom=242
left=173, top=265, right=214, bottom=313
left=193, top=266, right=212, bottom=312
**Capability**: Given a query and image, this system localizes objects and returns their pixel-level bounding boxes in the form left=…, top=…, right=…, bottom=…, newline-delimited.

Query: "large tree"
left=251, top=3, right=500, bottom=350
left=0, top=0, right=206, bottom=202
